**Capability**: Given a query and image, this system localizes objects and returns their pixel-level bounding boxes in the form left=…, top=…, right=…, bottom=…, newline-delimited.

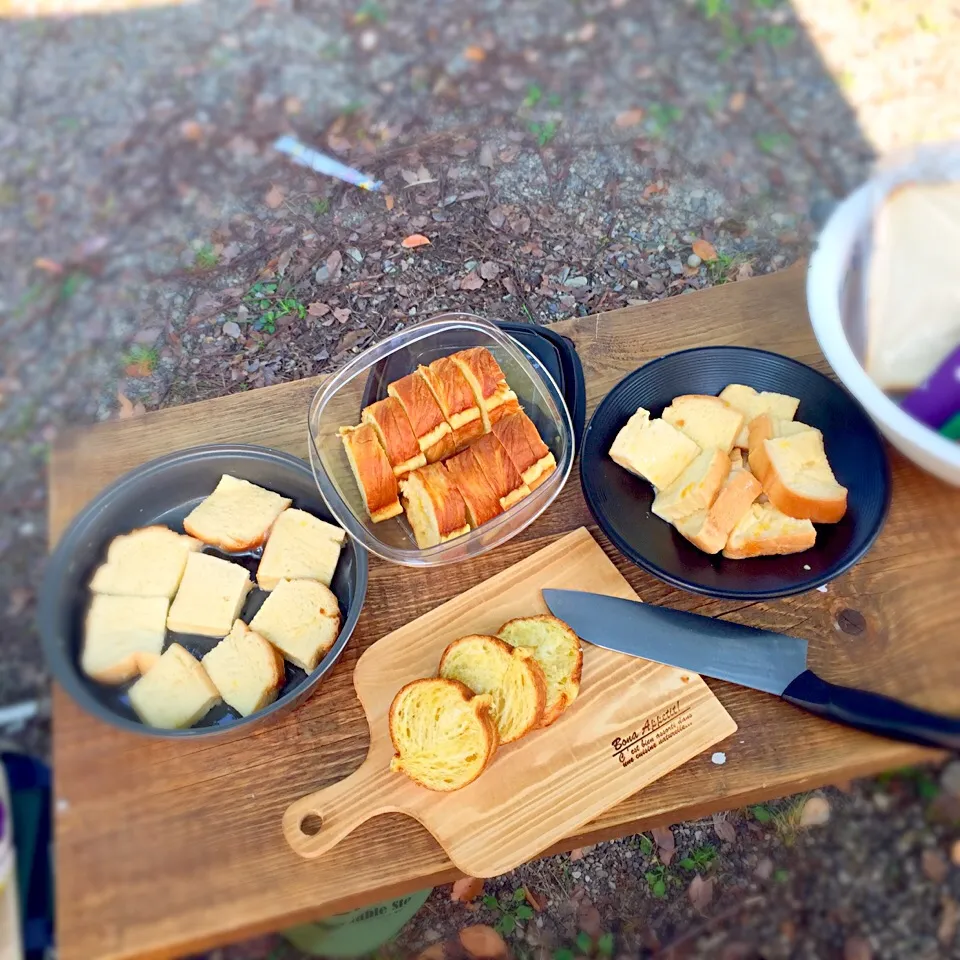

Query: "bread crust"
left=399, top=462, right=470, bottom=547
left=339, top=423, right=403, bottom=523
left=470, top=433, right=531, bottom=510
left=444, top=447, right=503, bottom=527
left=675, top=469, right=762, bottom=554
left=450, top=347, right=520, bottom=430
left=491, top=411, right=556, bottom=490
left=388, top=372, right=455, bottom=462
left=763, top=471, right=848, bottom=524
left=418, top=359, right=484, bottom=448
left=361, top=397, right=427, bottom=478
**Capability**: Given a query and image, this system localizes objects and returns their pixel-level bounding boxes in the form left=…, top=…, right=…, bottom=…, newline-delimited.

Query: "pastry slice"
left=662, top=395, right=744, bottom=455
left=399, top=462, right=470, bottom=548
left=746, top=414, right=822, bottom=483
left=760, top=430, right=848, bottom=524
left=361, top=396, right=427, bottom=478
left=491, top=410, right=557, bottom=491
left=128, top=643, right=221, bottom=730
left=608, top=406, right=700, bottom=490
left=389, top=678, right=499, bottom=791
left=82, top=594, right=168, bottom=683
left=183, top=475, right=291, bottom=552
left=450, top=347, right=520, bottom=431
left=256, top=508, right=345, bottom=590
left=418, top=358, right=485, bottom=449
left=167, top=552, right=253, bottom=637
left=444, top=446, right=503, bottom=527
left=202, top=620, right=285, bottom=717
left=470, top=432, right=531, bottom=510
left=723, top=502, right=816, bottom=559
left=674, top=464, right=763, bottom=554
left=718, top=384, right=800, bottom=448
left=387, top=371, right=455, bottom=463
left=651, top=447, right=731, bottom=523
left=339, top=423, right=404, bottom=523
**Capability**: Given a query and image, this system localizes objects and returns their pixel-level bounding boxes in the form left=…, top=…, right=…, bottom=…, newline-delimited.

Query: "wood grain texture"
left=284, top=528, right=736, bottom=876
left=49, top=265, right=960, bottom=960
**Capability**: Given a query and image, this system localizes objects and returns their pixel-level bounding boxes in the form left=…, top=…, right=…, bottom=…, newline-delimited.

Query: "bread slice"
left=662, top=395, right=744, bottom=454
left=439, top=635, right=547, bottom=744
left=651, top=447, right=731, bottom=523
left=183, top=475, right=291, bottom=552
left=201, top=620, right=285, bottom=717
left=450, top=347, right=521, bottom=431
left=361, top=397, right=427, bottom=478
left=747, top=414, right=822, bottom=482
left=399, top=462, right=470, bottom=549
left=470, top=432, right=531, bottom=510
left=444, top=447, right=503, bottom=527
left=608, top=407, right=701, bottom=490
left=389, top=678, right=499, bottom=791
left=81, top=594, right=168, bottom=683
left=249, top=578, right=341, bottom=672
left=89, top=526, right=204, bottom=599
left=498, top=615, right=582, bottom=727
left=256, top=508, right=345, bottom=591
left=418, top=359, right=485, bottom=450
left=718, top=384, right=801, bottom=448
left=491, top=410, right=556, bottom=490
left=760, top=431, right=848, bottom=523
left=128, top=643, right=221, bottom=729
left=723, top=502, right=816, bottom=559
left=166, top=552, right=253, bottom=637
left=339, top=423, right=404, bottom=523
left=674, top=465, right=763, bottom=554
left=387, top=372, right=455, bottom=463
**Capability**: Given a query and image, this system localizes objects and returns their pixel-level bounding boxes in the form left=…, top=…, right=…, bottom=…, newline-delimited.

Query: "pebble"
left=940, top=760, right=960, bottom=797
left=711, top=752, right=726, bottom=764
left=346, top=247, right=363, bottom=263
left=222, top=321, right=242, bottom=339
left=687, top=254, right=702, bottom=268
left=565, top=276, right=589, bottom=288
left=667, top=259, right=683, bottom=275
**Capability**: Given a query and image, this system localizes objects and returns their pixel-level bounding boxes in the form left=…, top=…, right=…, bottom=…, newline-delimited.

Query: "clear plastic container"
left=307, top=313, right=574, bottom=565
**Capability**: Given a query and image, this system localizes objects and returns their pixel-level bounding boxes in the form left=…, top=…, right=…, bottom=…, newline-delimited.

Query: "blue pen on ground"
left=274, top=135, right=382, bottom=192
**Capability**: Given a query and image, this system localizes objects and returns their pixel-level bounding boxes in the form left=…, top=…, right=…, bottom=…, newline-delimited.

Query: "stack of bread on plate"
left=339, top=347, right=556, bottom=548
left=609, top=385, right=848, bottom=558
left=389, top=615, right=582, bottom=791
left=83, top=474, right=346, bottom=729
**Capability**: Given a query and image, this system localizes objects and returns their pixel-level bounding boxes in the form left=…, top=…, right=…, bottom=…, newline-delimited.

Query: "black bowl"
left=38, top=444, right=368, bottom=738
left=580, top=347, right=890, bottom=599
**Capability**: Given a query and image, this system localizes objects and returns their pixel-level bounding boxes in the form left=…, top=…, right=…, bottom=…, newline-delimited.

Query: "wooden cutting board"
left=283, top=528, right=737, bottom=877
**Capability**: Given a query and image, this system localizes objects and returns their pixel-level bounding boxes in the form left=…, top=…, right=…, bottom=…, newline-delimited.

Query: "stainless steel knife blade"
left=543, top=589, right=809, bottom=696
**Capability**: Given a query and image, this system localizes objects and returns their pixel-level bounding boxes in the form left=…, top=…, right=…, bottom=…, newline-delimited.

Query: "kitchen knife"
left=543, top=589, right=960, bottom=750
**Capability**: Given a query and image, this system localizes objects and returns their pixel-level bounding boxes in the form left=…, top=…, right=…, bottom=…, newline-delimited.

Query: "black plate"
left=580, top=347, right=891, bottom=599
left=38, top=444, right=368, bottom=738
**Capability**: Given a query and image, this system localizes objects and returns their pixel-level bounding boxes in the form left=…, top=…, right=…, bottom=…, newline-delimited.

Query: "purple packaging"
left=900, top=344, right=960, bottom=429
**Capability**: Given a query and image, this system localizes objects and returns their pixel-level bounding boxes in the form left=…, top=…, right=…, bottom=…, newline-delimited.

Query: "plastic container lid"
left=308, top=313, right=574, bottom=566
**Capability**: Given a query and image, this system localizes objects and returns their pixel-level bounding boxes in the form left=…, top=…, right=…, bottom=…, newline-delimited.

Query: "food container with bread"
left=807, top=142, right=960, bottom=485
left=308, top=314, right=575, bottom=565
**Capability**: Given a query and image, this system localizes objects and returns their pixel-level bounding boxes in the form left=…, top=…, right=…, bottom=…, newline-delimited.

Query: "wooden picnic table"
left=50, top=265, right=960, bottom=960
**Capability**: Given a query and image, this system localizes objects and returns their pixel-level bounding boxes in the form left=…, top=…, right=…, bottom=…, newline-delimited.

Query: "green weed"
left=523, top=84, right=543, bottom=109
left=747, top=23, right=796, bottom=47
left=755, top=130, right=793, bottom=154
left=122, top=345, right=159, bottom=375
left=194, top=245, right=219, bottom=270
left=354, top=0, right=387, bottom=23
left=547, top=92, right=563, bottom=108
left=528, top=119, right=559, bottom=146
left=482, top=889, right=534, bottom=936
left=312, top=197, right=331, bottom=216
left=60, top=272, right=85, bottom=300
left=774, top=868, right=790, bottom=883
left=705, top=251, right=745, bottom=285
left=637, top=833, right=655, bottom=856
left=647, top=103, right=683, bottom=137
left=241, top=280, right=307, bottom=335
left=679, top=843, right=717, bottom=872
left=751, top=804, right=774, bottom=823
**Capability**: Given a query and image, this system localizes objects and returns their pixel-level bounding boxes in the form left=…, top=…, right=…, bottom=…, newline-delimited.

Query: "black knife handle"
left=782, top=670, right=960, bottom=751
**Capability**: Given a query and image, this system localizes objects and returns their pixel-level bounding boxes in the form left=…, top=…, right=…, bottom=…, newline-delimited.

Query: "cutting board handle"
left=283, top=753, right=401, bottom=859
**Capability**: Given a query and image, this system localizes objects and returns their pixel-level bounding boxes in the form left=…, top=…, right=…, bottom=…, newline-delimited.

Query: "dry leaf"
left=578, top=901, right=602, bottom=937
left=844, top=936, right=872, bottom=960
left=417, top=945, right=446, bottom=960
left=642, top=182, right=667, bottom=199
left=416, top=164, right=432, bottom=181
left=384, top=193, right=395, bottom=211
left=180, top=120, right=204, bottom=142
left=401, top=169, right=420, bottom=185
left=499, top=145, right=519, bottom=163
left=614, top=109, right=645, bottom=128
left=939, top=894, right=960, bottom=946
left=8, top=586, right=33, bottom=618
left=728, top=91, right=747, bottom=113
left=951, top=839, right=960, bottom=866
left=33, top=257, right=63, bottom=274
left=923, top=848, right=949, bottom=884
left=799, top=795, right=831, bottom=827
left=451, top=877, right=485, bottom=903
left=523, top=887, right=546, bottom=912
left=326, top=249, right=343, bottom=281
left=501, top=276, right=518, bottom=296
left=284, top=96, right=302, bottom=116
left=488, top=206, right=507, bottom=228
left=333, top=307, right=351, bottom=324
left=460, top=270, right=483, bottom=291
left=463, top=44, right=486, bottom=62
left=451, top=138, right=478, bottom=157
left=478, top=144, right=495, bottom=169
left=402, top=234, right=431, bottom=249
left=688, top=875, right=714, bottom=912
left=308, top=302, right=331, bottom=317
left=264, top=184, right=285, bottom=209
left=337, top=329, right=370, bottom=354
left=692, top=238, right=718, bottom=262
left=116, top=390, right=146, bottom=420
left=479, top=261, right=500, bottom=281
left=754, top=857, right=773, bottom=880
left=735, top=261, right=754, bottom=281
left=459, top=925, right=507, bottom=960
left=713, top=815, right=737, bottom=844
left=652, top=826, right=675, bottom=864
left=569, top=847, right=586, bottom=861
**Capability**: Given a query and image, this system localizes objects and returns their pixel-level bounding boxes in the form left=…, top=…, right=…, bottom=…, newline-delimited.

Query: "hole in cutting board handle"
left=300, top=813, right=323, bottom=836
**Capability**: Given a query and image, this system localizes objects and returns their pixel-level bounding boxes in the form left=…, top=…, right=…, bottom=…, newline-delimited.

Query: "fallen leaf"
left=523, top=887, right=545, bottom=912
left=728, top=91, right=747, bottom=112
left=735, top=261, right=754, bottom=281
left=923, top=848, right=949, bottom=884
left=478, top=144, right=495, bottom=168
left=688, top=874, right=714, bottom=912
left=384, top=193, right=395, bottom=211
left=264, top=184, right=285, bottom=209
left=499, top=145, right=520, bottom=163
left=463, top=44, right=486, bottom=62
left=844, top=936, right=872, bottom=960
left=416, top=164, right=432, bottom=181
left=451, top=877, right=484, bottom=903
left=336, top=329, right=371, bottom=354
left=951, top=839, right=960, bottom=866
left=939, top=894, right=960, bottom=946
left=642, top=182, right=667, bottom=199
left=692, top=238, right=718, bottom=262
left=459, top=925, right=507, bottom=960
left=510, top=215, right=531, bottom=236
left=125, top=361, right=153, bottom=378
left=451, top=138, right=478, bottom=157
left=713, top=815, right=737, bottom=844
left=652, top=826, right=675, bottom=864
left=578, top=901, right=602, bottom=937
left=33, top=257, right=63, bottom=274
left=402, top=234, right=431, bottom=249
left=333, top=307, right=351, bottom=324
left=8, top=586, right=33, bottom=618
left=488, top=206, right=507, bottom=228
left=501, top=276, right=518, bottom=296
left=479, top=261, right=500, bottom=281
left=401, top=169, right=420, bottom=185
left=754, top=857, right=774, bottom=880
left=417, top=945, right=446, bottom=960
left=799, top=795, right=831, bottom=827
left=180, top=119, right=204, bottom=141
left=615, top=109, right=645, bottom=128
left=569, top=847, right=586, bottom=861
left=460, top=270, right=483, bottom=291
left=326, top=250, right=343, bottom=281
left=116, top=390, right=146, bottom=420
left=308, top=302, right=331, bottom=317
left=284, top=96, right=302, bottom=115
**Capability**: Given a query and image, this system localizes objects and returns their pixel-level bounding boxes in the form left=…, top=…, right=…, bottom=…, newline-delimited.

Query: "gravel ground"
left=1, top=0, right=958, bottom=955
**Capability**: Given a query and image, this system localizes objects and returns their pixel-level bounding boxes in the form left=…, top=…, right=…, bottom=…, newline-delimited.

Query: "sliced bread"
left=723, top=501, right=816, bottom=559
left=747, top=414, right=821, bottom=481
left=339, top=423, right=404, bottom=523
left=256, top=508, right=345, bottom=591
left=128, top=643, right=221, bottom=729
left=674, top=466, right=763, bottom=554
left=608, top=407, right=701, bottom=490
left=491, top=410, right=556, bottom=490
left=249, top=578, right=341, bottom=672
left=760, top=430, right=848, bottom=523
left=498, top=615, right=582, bottom=727
left=439, top=635, right=547, bottom=744
left=661, top=395, right=744, bottom=454
left=718, top=384, right=801, bottom=448
left=201, top=620, right=285, bottom=717
left=166, top=551, right=253, bottom=637
left=81, top=594, right=169, bottom=683
left=651, top=447, right=731, bottom=523
left=389, top=678, right=499, bottom=792
left=89, top=526, right=203, bottom=599
left=183, top=475, right=291, bottom=551
left=399, top=462, right=470, bottom=549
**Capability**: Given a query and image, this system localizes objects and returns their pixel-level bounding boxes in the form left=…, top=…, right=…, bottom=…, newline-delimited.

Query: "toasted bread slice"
left=399, top=462, right=470, bottom=549
left=723, top=502, right=816, bottom=559
left=718, top=384, right=801, bottom=448
left=361, top=397, right=427, bottom=478
left=471, top=432, right=531, bottom=509
left=89, top=526, right=204, bottom=599
left=128, top=643, right=221, bottom=729
left=608, top=407, right=701, bottom=490
left=81, top=594, right=168, bottom=683
left=674, top=467, right=763, bottom=554
left=651, top=447, right=731, bottom=523
left=167, top=552, right=253, bottom=637
left=498, top=615, right=582, bottom=727
left=256, top=508, right=345, bottom=591
left=339, top=423, right=404, bottom=524
left=491, top=410, right=556, bottom=490
left=389, top=678, right=499, bottom=791
left=439, top=635, right=547, bottom=744
left=418, top=358, right=485, bottom=450
left=746, top=414, right=821, bottom=482
left=662, top=395, right=744, bottom=454
left=387, top=372, right=455, bottom=462
left=444, top=447, right=503, bottom=527
left=183, top=475, right=291, bottom=552
left=201, top=620, right=285, bottom=717
left=249, top=578, right=341, bottom=672
left=760, top=431, right=848, bottom=524
left=450, top=347, right=520, bottom=431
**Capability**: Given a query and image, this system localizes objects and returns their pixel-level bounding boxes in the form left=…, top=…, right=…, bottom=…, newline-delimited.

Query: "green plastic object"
left=282, top=888, right=432, bottom=957
left=939, top=411, right=960, bottom=441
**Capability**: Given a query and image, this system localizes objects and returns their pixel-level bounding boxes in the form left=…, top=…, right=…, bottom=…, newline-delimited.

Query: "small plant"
left=755, top=131, right=793, bottom=154
left=312, top=197, right=331, bottom=216
left=122, top=345, right=159, bottom=376
left=645, top=864, right=670, bottom=898
left=522, top=84, right=543, bottom=109
left=528, top=119, right=559, bottom=146
left=774, top=868, right=790, bottom=883
left=647, top=103, right=683, bottom=137
left=547, top=92, right=563, bottom=108
left=596, top=932, right=615, bottom=957
left=60, top=271, right=85, bottom=300
left=554, top=931, right=614, bottom=959
left=241, top=280, right=307, bottom=335
left=482, top=888, right=534, bottom=936
left=751, top=804, right=774, bottom=823
left=637, top=833, right=655, bottom=856
left=679, top=843, right=717, bottom=872
left=354, top=0, right=386, bottom=24
left=194, top=245, right=219, bottom=270
left=747, top=23, right=796, bottom=47
left=699, top=0, right=730, bottom=16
